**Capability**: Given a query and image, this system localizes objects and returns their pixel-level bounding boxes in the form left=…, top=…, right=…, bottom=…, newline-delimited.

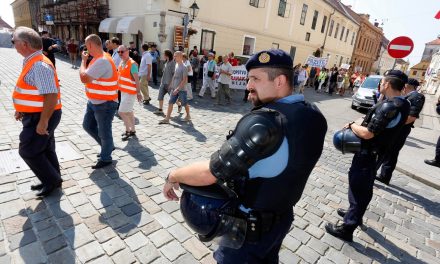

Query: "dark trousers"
left=344, top=152, right=377, bottom=227
left=243, top=90, right=250, bottom=102
left=214, top=211, right=293, bottom=264
left=329, top=82, right=336, bottom=95
left=152, top=62, right=158, bottom=85
left=436, top=135, right=440, bottom=161
left=19, top=110, right=62, bottom=186
left=191, top=72, right=198, bottom=91
left=377, top=125, right=412, bottom=181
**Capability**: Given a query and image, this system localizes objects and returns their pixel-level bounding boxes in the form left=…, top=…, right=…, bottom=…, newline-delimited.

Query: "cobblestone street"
left=0, top=48, right=439, bottom=263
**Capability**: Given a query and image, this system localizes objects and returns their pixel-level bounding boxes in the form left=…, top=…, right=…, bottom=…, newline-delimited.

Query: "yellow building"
left=11, top=0, right=33, bottom=29
left=409, top=60, right=430, bottom=82
left=105, top=0, right=359, bottom=67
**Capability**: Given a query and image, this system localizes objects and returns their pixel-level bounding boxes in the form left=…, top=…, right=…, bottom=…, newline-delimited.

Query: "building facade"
left=348, top=13, right=383, bottom=74
left=423, top=51, right=440, bottom=96
left=38, top=0, right=109, bottom=42
left=11, top=0, right=32, bottom=29
left=371, top=36, right=394, bottom=75
left=422, top=38, right=440, bottom=61
left=409, top=60, right=430, bottom=83
left=105, top=0, right=359, bottom=68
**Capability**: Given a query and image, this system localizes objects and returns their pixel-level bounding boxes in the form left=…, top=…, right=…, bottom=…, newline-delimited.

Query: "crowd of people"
left=9, top=26, right=440, bottom=263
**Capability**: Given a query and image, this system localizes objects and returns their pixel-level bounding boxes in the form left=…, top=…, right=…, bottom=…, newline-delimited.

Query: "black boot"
left=375, top=175, right=390, bottom=185
left=424, top=159, right=440, bottom=168
left=325, top=223, right=355, bottom=242
left=337, top=208, right=348, bottom=218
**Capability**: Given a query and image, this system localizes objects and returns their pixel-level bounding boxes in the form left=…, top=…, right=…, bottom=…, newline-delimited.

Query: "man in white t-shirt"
left=297, top=65, right=308, bottom=94
left=139, top=43, right=153, bottom=104
left=216, top=55, right=233, bottom=104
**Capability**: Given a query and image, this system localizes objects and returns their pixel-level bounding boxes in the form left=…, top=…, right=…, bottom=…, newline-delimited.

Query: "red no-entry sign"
left=387, top=36, right=414, bottom=59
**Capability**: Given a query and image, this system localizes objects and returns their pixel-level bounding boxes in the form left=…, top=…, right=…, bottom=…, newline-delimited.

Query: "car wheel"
left=351, top=103, right=356, bottom=110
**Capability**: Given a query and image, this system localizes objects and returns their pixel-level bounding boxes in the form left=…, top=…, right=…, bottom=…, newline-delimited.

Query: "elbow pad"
left=209, top=109, right=284, bottom=182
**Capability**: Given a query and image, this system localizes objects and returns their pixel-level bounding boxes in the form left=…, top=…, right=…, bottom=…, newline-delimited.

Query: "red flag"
left=435, top=11, right=440, bottom=19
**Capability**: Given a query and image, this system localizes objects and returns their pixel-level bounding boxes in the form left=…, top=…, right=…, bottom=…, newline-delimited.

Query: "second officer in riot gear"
left=376, top=78, right=425, bottom=185
left=163, top=49, right=327, bottom=263
left=326, top=70, right=410, bottom=241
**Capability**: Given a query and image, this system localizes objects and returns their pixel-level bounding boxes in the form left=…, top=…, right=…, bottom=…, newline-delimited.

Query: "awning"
left=116, top=16, right=144, bottom=34
left=98, top=17, right=121, bottom=33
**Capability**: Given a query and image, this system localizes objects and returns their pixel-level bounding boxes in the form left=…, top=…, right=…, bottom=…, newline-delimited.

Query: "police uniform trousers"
left=377, top=125, right=412, bottom=181
left=343, top=152, right=377, bottom=227
left=213, top=209, right=293, bottom=264
left=19, top=110, right=62, bottom=186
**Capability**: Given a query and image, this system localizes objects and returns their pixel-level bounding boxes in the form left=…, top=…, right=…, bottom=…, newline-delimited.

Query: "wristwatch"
left=166, top=173, right=176, bottom=184
left=348, top=121, right=355, bottom=128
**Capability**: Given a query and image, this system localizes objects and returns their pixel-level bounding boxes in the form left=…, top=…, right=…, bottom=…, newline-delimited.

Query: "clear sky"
left=0, top=0, right=14, bottom=27
left=1, top=0, right=438, bottom=67
left=342, top=0, right=439, bottom=67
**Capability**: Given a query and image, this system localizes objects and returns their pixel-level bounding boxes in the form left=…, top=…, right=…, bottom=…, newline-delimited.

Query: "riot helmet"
left=333, top=128, right=362, bottom=154
left=180, top=183, right=247, bottom=249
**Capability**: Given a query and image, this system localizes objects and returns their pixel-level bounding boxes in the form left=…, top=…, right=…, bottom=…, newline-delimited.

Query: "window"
left=200, top=29, right=215, bottom=52
left=340, top=26, right=345, bottom=40
left=249, top=0, right=259, bottom=8
left=412, top=70, right=417, bottom=75
left=243, top=36, right=256, bottom=55
left=300, top=4, right=308, bottom=25
left=351, top=32, right=356, bottom=45
left=334, top=23, right=339, bottom=38
left=311, top=10, right=318, bottom=29
left=305, top=32, right=311, bottom=41
left=328, top=20, right=334, bottom=36
left=345, top=29, right=349, bottom=42
left=272, top=42, right=280, bottom=49
left=278, top=0, right=287, bottom=17
left=321, top=16, right=327, bottom=33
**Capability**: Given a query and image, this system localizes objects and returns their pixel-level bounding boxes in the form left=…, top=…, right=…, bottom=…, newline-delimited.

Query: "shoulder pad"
left=378, top=100, right=399, bottom=119
left=235, top=109, right=284, bottom=154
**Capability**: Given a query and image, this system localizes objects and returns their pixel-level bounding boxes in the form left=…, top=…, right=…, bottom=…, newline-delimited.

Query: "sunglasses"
left=117, top=50, right=126, bottom=54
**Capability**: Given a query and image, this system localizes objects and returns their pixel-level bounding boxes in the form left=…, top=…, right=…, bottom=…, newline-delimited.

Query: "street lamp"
left=189, top=1, right=200, bottom=22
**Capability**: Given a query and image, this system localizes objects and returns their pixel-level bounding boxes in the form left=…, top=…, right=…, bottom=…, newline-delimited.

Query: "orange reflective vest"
left=13, top=54, right=61, bottom=113
left=118, top=58, right=138, bottom=95
left=85, top=53, right=118, bottom=101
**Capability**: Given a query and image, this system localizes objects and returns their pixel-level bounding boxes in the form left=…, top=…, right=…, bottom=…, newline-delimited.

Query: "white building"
left=372, top=36, right=395, bottom=75
left=99, top=0, right=359, bottom=67
left=422, top=38, right=440, bottom=61
left=423, top=51, right=440, bottom=96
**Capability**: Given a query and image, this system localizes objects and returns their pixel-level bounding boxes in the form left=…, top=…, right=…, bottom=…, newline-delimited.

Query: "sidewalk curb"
left=395, top=166, right=440, bottom=191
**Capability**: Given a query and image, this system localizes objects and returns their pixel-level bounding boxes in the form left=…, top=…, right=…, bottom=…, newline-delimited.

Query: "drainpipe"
left=322, top=8, right=335, bottom=57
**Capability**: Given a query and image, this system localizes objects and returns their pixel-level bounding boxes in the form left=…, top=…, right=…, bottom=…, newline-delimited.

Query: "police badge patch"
left=258, top=52, right=270, bottom=63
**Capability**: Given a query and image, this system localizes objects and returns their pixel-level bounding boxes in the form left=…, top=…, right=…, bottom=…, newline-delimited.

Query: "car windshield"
left=361, top=78, right=381, bottom=89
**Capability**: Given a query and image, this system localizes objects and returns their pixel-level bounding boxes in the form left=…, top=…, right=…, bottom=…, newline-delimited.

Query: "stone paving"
left=0, top=48, right=439, bottom=264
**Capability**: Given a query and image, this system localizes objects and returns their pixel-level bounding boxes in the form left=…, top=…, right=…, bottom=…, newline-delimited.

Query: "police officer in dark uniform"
left=376, top=78, right=425, bottom=185
left=424, top=96, right=440, bottom=167
left=162, top=49, right=327, bottom=263
left=326, top=70, right=410, bottom=241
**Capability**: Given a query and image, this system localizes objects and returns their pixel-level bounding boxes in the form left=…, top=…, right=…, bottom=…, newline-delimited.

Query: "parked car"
left=351, top=75, right=382, bottom=110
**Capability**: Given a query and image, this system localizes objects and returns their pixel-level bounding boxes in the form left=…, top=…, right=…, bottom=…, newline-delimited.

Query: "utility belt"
left=244, top=209, right=292, bottom=243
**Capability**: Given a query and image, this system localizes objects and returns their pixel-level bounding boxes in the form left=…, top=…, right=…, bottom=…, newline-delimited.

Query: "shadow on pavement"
left=89, top=167, right=142, bottom=236
left=406, top=136, right=437, bottom=147
left=123, top=137, right=158, bottom=170
left=375, top=183, right=440, bottom=219
left=351, top=228, right=425, bottom=264
left=20, top=190, right=75, bottom=263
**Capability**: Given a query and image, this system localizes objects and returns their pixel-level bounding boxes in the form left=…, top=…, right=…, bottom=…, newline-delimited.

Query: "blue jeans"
left=83, top=101, right=117, bottom=162
left=169, top=90, right=188, bottom=106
